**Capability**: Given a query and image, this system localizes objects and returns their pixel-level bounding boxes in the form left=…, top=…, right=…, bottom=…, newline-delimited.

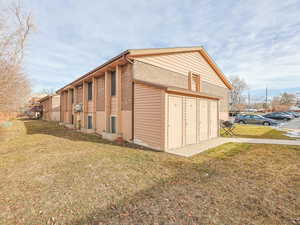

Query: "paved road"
left=280, top=117, right=300, bottom=130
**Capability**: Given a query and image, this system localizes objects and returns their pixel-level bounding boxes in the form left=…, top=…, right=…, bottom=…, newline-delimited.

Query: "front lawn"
left=221, top=124, right=295, bottom=140
left=0, top=120, right=299, bottom=225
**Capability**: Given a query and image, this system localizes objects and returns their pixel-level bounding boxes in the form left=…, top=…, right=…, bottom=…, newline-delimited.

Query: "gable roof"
left=57, top=46, right=232, bottom=93
left=128, top=46, right=233, bottom=90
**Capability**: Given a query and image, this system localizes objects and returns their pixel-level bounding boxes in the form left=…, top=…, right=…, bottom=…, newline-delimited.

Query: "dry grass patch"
left=0, top=120, right=299, bottom=225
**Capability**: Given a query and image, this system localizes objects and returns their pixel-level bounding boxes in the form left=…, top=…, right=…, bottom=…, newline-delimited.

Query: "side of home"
left=39, top=94, right=60, bottom=121
left=57, top=47, right=232, bottom=151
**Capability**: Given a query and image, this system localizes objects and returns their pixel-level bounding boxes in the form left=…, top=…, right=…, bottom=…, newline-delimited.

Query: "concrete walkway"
left=166, top=137, right=300, bottom=157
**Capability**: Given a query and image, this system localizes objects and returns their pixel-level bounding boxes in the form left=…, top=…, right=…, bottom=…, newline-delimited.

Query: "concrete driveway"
left=166, top=137, right=300, bottom=157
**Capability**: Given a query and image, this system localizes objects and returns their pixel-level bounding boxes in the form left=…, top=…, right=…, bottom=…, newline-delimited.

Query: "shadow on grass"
left=21, top=119, right=157, bottom=151
left=68, top=159, right=223, bottom=225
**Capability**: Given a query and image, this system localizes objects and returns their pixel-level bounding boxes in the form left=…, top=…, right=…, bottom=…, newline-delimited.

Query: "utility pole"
left=265, top=86, right=268, bottom=112
left=248, top=91, right=250, bottom=108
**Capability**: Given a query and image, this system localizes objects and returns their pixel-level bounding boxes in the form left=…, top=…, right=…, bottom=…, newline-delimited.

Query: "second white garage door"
left=167, top=95, right=219, bottom=150
left=185, top=97, right=197, bottom=145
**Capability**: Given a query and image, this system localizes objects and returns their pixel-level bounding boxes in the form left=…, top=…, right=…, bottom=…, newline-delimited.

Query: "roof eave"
left=56, top=50, right=130, bottom=94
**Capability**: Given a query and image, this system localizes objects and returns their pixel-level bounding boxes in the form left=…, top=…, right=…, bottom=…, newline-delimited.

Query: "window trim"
left=87, top=115, right=93, bottom=129
left=188, top=72, right=201, bottom=92
left=111, top=116, right=116, bottom=133
left=111, top=71, right=116, bottom=96
left=87, top=81, right=93, bottom=101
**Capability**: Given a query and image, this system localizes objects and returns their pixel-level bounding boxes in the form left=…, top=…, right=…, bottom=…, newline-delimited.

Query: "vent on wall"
left=74, top=104, right=83, bottom=112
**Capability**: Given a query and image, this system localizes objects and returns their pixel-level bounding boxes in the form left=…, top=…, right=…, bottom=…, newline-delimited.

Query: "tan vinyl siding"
left=52, top=95, right=60, bottom=112
left=121, top=111, right=132, bottom=141
left=133, top=60, right=229, bottom=121
left=134, top=83, right=165, bottom=150
left=111, top=96, right=117, bottom=115
left=41, top=95, right=60, bottom=121
left=96, top=76, right=105, bottom=111
left=87, top=101, right=93, bottom=113
left=135, top=51, right=226, bottom=88
left=60, top=92, right=68, bottom=122
left=76, top=85, right=83, bottom=104
left=95, top=111, right=106, bottom=133
left=133, top=60, right=187, bottom=89
left=41, top=99, right=50, bottom=121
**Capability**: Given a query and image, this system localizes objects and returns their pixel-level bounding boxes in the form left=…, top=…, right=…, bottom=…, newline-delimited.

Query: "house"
left=23, top=95, right=46, bottom=119
left=56, top=46, right=232, bottom=151
left=39, top=94, right=60, bottom=121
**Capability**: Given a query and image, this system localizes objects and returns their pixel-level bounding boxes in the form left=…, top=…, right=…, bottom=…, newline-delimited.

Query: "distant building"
left=23, top=94, right=46, bottom=118
left=296, top=92, right=300, bottom=106
left=56, top=46, right=232, bottom=151
left=38, top=94, right=60, bottom=121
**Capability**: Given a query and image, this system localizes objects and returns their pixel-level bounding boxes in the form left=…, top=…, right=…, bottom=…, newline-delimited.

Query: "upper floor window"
left=71, top=89, right=74, bottom=103
left=87, top=81, right=93, bottom=100
left=111, top=71, right=116, bottom=96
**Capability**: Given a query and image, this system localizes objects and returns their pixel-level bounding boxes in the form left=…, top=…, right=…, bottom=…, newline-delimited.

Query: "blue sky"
left=18, top=0, right=300, bottom=97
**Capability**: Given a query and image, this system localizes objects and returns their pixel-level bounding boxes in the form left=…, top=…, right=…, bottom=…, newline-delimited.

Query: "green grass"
left=221, top=124, right=295, bottom=140
left=0, top=120, right=299, bottom=225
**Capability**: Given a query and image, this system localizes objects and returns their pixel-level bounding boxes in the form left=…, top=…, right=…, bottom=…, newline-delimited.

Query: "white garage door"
left=167, top=95, right=219, bottom=150
left=198, top=99, right=209, bottom=141
left=168, top=95, right=183, bottom=149
left=209, top=100, right=219, bottom=139
left=186, top=97, right=197, bottom=145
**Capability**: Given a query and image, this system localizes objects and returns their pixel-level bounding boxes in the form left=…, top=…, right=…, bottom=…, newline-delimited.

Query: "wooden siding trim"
left=104, top=71, right=111, bottom=131
left=128, top=49, right=200, bottom=58
left=133, top=50, right=232, bottom=90
left=116, top=65, right=122, bottom=134
left=166, top=89, right=220, bottom=100
left=133, top=79, right=220, bottom=100
left=92, top=77, right=97, bottom=130
left=199, top=48, right=232, bottom=90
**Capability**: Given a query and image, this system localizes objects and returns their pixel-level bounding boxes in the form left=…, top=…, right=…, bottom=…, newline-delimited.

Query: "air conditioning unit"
left=74, top=104, right=83, bottom=112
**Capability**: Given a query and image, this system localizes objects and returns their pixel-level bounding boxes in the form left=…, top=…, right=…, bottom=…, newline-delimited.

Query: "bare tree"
left=0, top=1, right=33, bottom=112
left=279, top=92, right=296, bottom=105
left=39, top=88, right=56, bottom=96
left=229, top=76, right=248, bottom=111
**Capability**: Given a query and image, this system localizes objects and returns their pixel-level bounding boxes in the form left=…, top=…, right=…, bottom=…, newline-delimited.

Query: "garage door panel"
left=199, top=99, right=209, bottom=141
left=209, top=100, right=218, bottom=139
left=168, top=95, right=183, bottom=149
left=167, top=94, right=219, bottom=151
left=185, top=97, right=197, bottom=145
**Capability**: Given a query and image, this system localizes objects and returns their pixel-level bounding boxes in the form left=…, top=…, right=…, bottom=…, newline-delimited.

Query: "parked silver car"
left=234, top=114, right=280, bottom=126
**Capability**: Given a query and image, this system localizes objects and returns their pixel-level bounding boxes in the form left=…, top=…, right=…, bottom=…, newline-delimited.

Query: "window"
left=87, top=115, right=93, bottom=129
left=71, top=115, right=74, bottom=124
left=87, top=81, right=93, bottom=101
left=71, top=89, right=74, bottom=103
left=188, top=72, right=201, bottom=92
left=111, top=116, right=116, bottom=133
left=111, top=71, right=116, bottom=96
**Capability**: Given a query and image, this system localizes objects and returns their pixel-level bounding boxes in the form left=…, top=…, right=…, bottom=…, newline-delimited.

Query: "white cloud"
left=17, top=0, right=300, bottom=93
